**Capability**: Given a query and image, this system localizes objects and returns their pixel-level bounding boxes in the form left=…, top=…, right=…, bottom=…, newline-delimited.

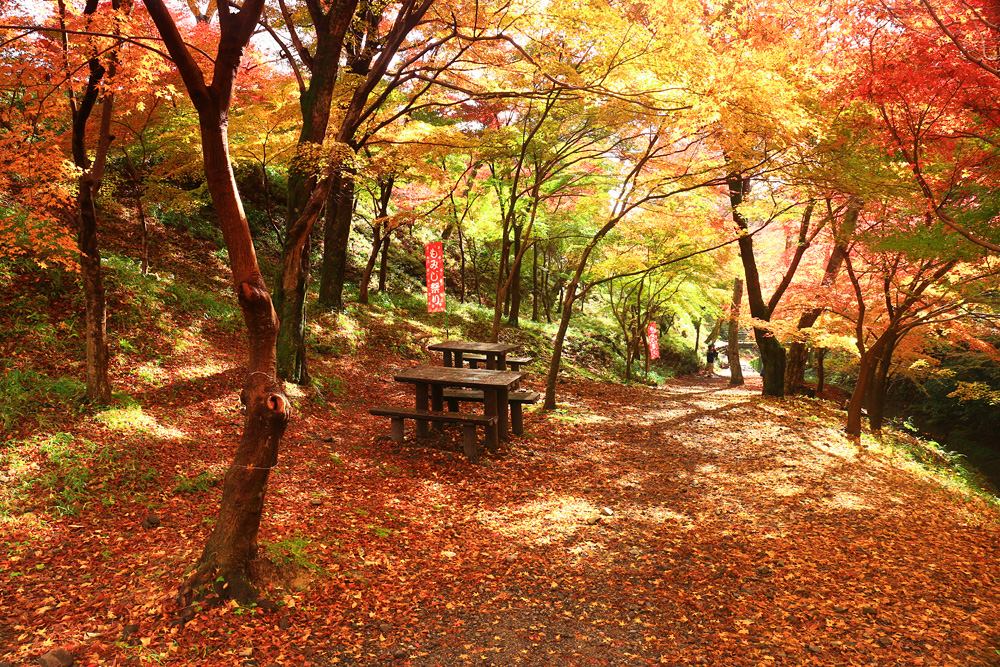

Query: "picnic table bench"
left=442, top=388, right=540, bottom=435
left=387, top=365, right=523, bottom=453
left=369, top=405, right=496, bottom=463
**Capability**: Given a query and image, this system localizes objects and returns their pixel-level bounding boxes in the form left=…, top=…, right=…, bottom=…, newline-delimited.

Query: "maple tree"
left=853, top=0, right=1000, bottom=254
left=0, top=0, right=143, bottom=403
left=142, top=0, right=291, bottom=603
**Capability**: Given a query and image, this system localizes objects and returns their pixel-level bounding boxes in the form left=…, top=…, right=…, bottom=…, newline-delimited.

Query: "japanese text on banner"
left=425, top=242, right=446, bottom=313
left=647, top=322, right=660, bottom=360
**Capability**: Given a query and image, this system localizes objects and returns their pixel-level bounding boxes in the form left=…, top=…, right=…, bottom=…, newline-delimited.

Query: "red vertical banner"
left=425, top=241, right=446, bottom=313
left=647, top=322, right=660, bottom=360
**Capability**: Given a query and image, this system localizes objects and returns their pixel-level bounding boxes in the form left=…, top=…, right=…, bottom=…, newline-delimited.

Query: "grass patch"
left=261, top=533, right=321, bottom=572
left=2, top=432, right=161, bottom=516
left=173, top=470, right=220, bottom=495
left=0, top=365, right=86, bottom=436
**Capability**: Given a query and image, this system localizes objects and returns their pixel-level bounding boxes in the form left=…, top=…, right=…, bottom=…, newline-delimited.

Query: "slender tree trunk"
left=65, top=0, right=115, bottom=405
left=508, top=223, right=522, bottom=328
left=359, top=223, right=382, bottom=305
left=728, top=278, right=744, bottom=386
left=816, top=348, right=827, bottom=394
left=543, top=225, right=613, bottom=409
left=493, top=217, right=513, bottom=334
left=77, top=176, right=112, bottom=404
left=318, top=171, right=356, bottom=310
left=531, top=243, right=539, bottom=322
left=470, top=237, right=482, bottom=305
left=458, top=226, right=466, bottom=303
left=377, top=233, right=390, bottom=292
left=867, top=332, right=898, bottom=432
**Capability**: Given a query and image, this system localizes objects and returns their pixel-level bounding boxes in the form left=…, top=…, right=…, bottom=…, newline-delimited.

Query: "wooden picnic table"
left=393, top=365, right=522, bottom=450
left=427, top=340, right=519, bottom=370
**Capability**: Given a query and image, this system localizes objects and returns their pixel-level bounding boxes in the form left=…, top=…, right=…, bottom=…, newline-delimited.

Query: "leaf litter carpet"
left=3, top=368, right=999, bottom=666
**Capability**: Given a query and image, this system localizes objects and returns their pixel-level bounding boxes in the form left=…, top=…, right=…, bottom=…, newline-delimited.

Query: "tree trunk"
left=318, top=171, right=356, bottom=310
left=274, top=232, right=311, bottom=384
left=846, top=348, right=880, bottom=438
left=65, top=2, right=115, bottom=405
left=273, top=1, right=356, bottom=384
left=816, top=348, right=827, bottom=394
left=358, top=222, right=382, bottom=305
left=359, top=178, right=392, bottom=305
left=543, top=221, right=615, bottom=409
left=470, top=237, right=482, bottom=304
left=867, top=332, right=898, bottom=432
left=728, top=171, right=785, bottom=396
left=755, top=331, right=787, bottom=397
left=784, top=341, right=810, bottom=395
left=144, top=0, right=291, bottom=605
left=531, top=243, right=539, bottom=322
left=377, top=233, right=390, bottom=292
left=458, top=226, right=467, bottom=303
left=728, top=278, right=744, bottom=387
left=77, top=175, right=112, bottom=404
left=507, top=223, right=522, bottom=328
left=184, top=111, right=290, bottom=604
left=543, top=289, right=576, bottom=410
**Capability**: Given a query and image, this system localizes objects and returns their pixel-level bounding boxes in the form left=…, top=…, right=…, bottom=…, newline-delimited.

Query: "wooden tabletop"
left=394, top=365, right=522, bottom=389
left=427, top=340, right=519, bottom=354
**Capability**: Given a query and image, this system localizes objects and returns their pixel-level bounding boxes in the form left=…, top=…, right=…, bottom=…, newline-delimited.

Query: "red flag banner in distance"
left=647, top=322, right=660, bottom=360
left=425, top=242, right=445, bottom=313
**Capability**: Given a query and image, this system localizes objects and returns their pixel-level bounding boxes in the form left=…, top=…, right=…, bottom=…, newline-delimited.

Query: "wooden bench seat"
left=441, top=389, right=540, bottom=435
left=462, top=353, right=488, bottom=368
left=505, top=355, right=534, bottom=371
left=369, top=405, right=496, bottom=463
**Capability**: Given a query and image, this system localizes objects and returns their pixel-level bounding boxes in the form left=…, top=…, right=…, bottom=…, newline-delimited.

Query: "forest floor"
left=3, top=324, right=1000, bottom=667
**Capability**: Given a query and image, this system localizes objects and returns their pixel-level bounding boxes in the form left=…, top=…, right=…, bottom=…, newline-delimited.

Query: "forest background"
left=1, top=0, right=1000, bottom=663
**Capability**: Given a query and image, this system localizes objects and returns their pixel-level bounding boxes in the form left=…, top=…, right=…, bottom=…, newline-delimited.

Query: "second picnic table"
left=427, top=340, right=519, bottom=370
left=393, top=365, right=523, bottom=450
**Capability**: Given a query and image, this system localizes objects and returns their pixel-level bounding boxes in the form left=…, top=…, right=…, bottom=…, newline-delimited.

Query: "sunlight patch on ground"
left=174, top=358, right=231, bottom=380
left=768, top=482, right=806, bottom=497
left=643, top=407, right=696, bottom=422
left=552, top=407, right=610, bottom=424
left=823, top=492, right=872, bottom=510
left=131, top=361, right=167, bottom=387
left=641, top=506, right=691, bottom=524
left=96, top=405, right=186, bottom=439
left=478, top=496, right=598, bottom=545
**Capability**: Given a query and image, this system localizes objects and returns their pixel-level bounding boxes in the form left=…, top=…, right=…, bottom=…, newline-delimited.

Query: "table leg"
left=455, top=352, right=464, bottom=368
left=498, top=353, right=507, bottom=371
left=485, top=354, right=496, bottom=370
left=497, top=386, right=510, bottom=441
left=415, top=383, right=429, bottom=437
left=431, top=385, right=444, bottom=432
left=483, top=389, right=499, bottom=451
left=442, top=351, right=453, bottom=367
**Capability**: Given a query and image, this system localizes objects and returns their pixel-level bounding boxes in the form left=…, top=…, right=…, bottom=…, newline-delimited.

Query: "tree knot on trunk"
left=242, top=372, right=292, bottom=426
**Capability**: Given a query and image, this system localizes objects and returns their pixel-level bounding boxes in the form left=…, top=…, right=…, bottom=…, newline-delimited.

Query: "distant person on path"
left=706, top=344, right=718, bottom=375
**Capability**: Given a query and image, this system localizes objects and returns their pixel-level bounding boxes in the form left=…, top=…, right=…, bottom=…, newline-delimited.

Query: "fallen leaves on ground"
left=2, top=348, right=999, bottom=667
